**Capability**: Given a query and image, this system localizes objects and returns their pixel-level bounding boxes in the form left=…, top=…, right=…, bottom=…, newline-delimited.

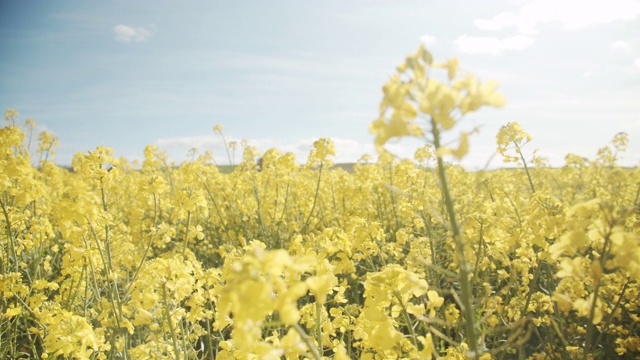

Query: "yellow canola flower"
left=40, top=307, right=109, bottom=359
left=1, top=272, right=29, bottom=298
left=279, top=329, right=307, bottom=358
left=496, top=121, right=532, bottom=163
left=216, top=244, right=318, bottom=352
left=370, top=73, right=420, bottom=152
left=573, top=295, right=604, bottom=325
left=4, top=306, right=22, bottom=318
left=368, top=316, right=403, bottom=351
left=305, top=258, right=337, bottom=305
left=426, top=290, right=445, bottom=317
left=445, top=304, right=460, bottom=324
left=370, top=44, right=505, bottom=156
left=437, top=131, right=470, bottom=160
left=370, top=112, right=423, bottom=152
left=433, top=58, right=459, bottom=81
left=418, top=334, right=436, bottom=359
left=72, top=145, right=121, bottom=187
left=455, top=75, right=506, bottom=114
left=380, top=75, right=415, bottom=112
left=306, top=137, right=336, bottom=167
left=419, top=78, right=458, bottom=130
left=357, top=264, right=431, bottom=353
left=132, top=308, right=154, bottom=326
left=4, top=108, right=19, bottom=121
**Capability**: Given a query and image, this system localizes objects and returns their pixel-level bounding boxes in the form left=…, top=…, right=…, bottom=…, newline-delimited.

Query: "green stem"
left=315, top=301, right=323, bottom=355
left=515, top=143, right=535, bottom=193
left=162, top=283, right=182, bottom=360
left=584, top=283, right=602, bottom=360
left=394, top=291, right=419, bottom=350
left=205, top=317, right=215, bottom=359
left=182, top=210, right=191, bottom=256
left=199, top=175, right=232, bottom=244
left=425, top=222, right=438, bottom=284
left=431, top=119, right=478, bottom=358
left=85, top=222, right=121, bottom=329
left=387, top=163, right=400, bottom=230
left=0, top=196, right=19, bottom=272
left=521, top=261, right=542, bottom=316
left=250, top=177, right=267, bottom=242
left=584, top=234, right=611, bottom=359
left=592, top=279, right=629, bottom=349
left=218, top=131, right=233, bottom=165
left=124, top=226, right=157, bottom=297
left=292, top=323, right=322, bottom=360
left=302, top=163, right=324, bottom=233
left=502, top=190, right=522, bottom=225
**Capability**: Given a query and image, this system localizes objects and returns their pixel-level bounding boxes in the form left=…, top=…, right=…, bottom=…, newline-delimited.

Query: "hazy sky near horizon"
left=1, top=0, right=639, bottom=169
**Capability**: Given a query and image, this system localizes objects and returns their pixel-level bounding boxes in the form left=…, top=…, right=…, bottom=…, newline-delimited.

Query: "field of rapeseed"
left=1, top=46, right=639, bottom=359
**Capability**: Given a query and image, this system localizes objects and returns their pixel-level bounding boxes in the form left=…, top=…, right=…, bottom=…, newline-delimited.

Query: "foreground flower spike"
left=370, top=44, right=505, bottom=159
left=371, top=45, right=507, bottom=359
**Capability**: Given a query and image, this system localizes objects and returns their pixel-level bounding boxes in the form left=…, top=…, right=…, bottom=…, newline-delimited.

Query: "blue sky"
left=1, top=0, right=639, bottom=168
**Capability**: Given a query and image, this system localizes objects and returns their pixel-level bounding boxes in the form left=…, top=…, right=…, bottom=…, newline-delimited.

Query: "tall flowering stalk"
left=496, top=121, right=535, bottom=193
left=370, top=44, right=505, bottom=358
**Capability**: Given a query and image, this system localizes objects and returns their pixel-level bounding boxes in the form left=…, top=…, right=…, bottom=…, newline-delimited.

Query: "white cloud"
left=582, top=70, right=593, bottom=77
left=635, top=57, right=640, bottom=68
left=474, top=11, right=537, bottom=35
left=612, top=40, right=633, bottom=51
left=113, top=24, right=153, bottom=43
left=156, top=135, right=217, bottom=149
left=525, top=0, right=640, bottom=30
left=502, top=34, right=536, bottom=50
left=454, top=34, right=535, bottom=55
left=420, top=34, right=437, bottom=46
left=475, top=0, right=640, bottom=34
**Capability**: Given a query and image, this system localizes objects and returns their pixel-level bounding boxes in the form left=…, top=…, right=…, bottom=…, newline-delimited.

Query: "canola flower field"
left=1, top=46, right=640, bottom=359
